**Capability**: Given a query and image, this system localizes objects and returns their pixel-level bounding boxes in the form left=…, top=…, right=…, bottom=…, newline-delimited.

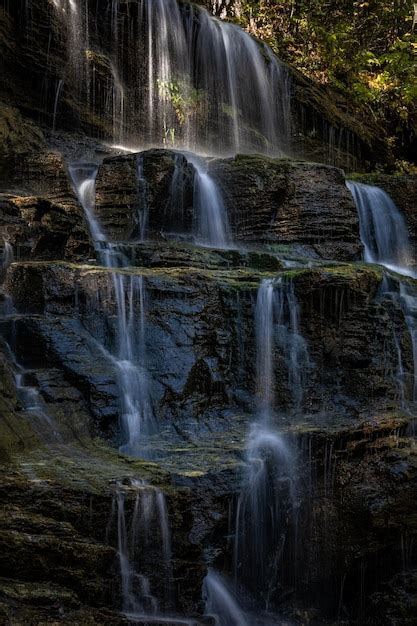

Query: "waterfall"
left=234, top=424, right=298, bottom=607
left=346, top=181, right=414, bottom=277
left=68, top=163, right=104, bottom=245
left=203, top=569, right=249, bottom=626
left=52, top=79, right=64, bottom=132
left=1, top=240, right=13, bottom=271
left=274, top=279, right=310, bottom=413
left=256, top=278, right=310, bottom=416
left=69, top=163, right=156, bottom=455
left=114, top=479, right=173, bottom=617
left=0, top=241, right=62, bottom=442
left=189, top=155, right=230, bottom=248
left=347, top=181, right=417, bottom=406
left=0, top=339, right=62, bottom=443
left=233, top=278, right=305, bottom=609
left=50, top=0, right=291, bottom=156
left=110, top=62, right=126, bottom=146
left=256, top=279, right=275, bottom=416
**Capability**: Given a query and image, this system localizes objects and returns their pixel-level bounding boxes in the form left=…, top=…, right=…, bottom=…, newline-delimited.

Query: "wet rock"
left=0, top=105, right=46, bottom=181
left=0, top=445, right=206, bottom=623
left=2, top=261, right=413, bottom=438
left=0, top=149, right=92, bottom=260
left=95, top=150, right=195, bottom=241
left=0, top=194, right=88, bottom=260
left=211, top=154, right=361, bottom=260
left=95, top=150, right=361, bottom=261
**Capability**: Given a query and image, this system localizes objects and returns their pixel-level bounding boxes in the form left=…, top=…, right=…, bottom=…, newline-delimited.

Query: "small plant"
left=157, top=79, right=205, bottom=126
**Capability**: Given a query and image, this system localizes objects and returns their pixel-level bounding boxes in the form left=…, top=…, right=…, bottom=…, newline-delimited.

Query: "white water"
left=203, top=569, right=249, bottom=626
left=52, top=78, right=64, bottom=132
left=189, top=155, right=230, bottom=248
left=50, top=0, right=291, bottom=155
left=1, top=240, right=13, bottom=270
left=347, top=181, right=417, bottom=406
left=69, top=163, right=156, bottom=455
left=112, top=479, right=181, bottom=621
left=1, top=341, right=63, bottom=443
left=346, top=181, right=415, bottom=277
left=233, top=278, right=304, bottom=609
left=255, top=279, right=275, bottom=416
left=255, top=278, right=310, bottom=416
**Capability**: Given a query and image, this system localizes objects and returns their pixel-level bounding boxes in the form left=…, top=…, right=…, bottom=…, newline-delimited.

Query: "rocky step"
left=1, top=259, right=415, bottom=442
left=99, top=239, right=285, bottom=272
left=94, top=150, right=362, bottom=262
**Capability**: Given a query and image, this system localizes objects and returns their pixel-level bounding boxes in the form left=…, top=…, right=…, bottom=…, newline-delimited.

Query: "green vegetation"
left=207, top=0, right=417, bottom=167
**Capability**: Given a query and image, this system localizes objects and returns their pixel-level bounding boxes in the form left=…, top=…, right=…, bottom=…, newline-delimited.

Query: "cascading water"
left=3, top=342, right=63, bottom=443
left=69, top=163, right=156, bottom=455
left=203, top=569, right=249, bottom=626
left=50, top=0, right=291, bottom=155
left=68, top=163, right=104, bottom=245
left=0, top=240, right=13, bottom=271
left=113, top=479, right=174, bottom=618
left=346, top=181, right=414, bottom=276
left=188, top=155, right=230, bottom=248
left=347, top=181, right=417, bottom=407
left=0, top=243, right=62, bottom=442
left=233, top=278, right=304, bottom=611
left=255, top=278, right=310, bottom=416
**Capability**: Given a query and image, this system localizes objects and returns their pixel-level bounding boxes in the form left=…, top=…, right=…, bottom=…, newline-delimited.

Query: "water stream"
left=113, top=479, right=174, bottom=619
left=69, top=163, right=156, bottom=456
left=346, top=181, right=414, bottom=276
left=188, top=155, right=230, bottom=248
left=347, top=181, right=417, bottom=407
left=203, top=569, right=249, bottom=626
left=233, top=279, right=303, bottom=609
left=51, top=0, right=291, bottom=155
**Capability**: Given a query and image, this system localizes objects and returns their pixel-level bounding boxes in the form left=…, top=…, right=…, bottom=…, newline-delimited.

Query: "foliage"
left=208, top=0, right=417, bottom=162
left=157, top=79, right=205, bottom=126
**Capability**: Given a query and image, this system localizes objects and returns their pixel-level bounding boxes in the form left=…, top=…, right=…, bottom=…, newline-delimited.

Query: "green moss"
left=0, top=105, right=46, bottom=159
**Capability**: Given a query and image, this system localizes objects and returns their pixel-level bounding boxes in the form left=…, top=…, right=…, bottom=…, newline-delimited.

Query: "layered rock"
left=95, top=150, right=362, bottom=261
left=0, top=151, right=92, bottom=260
left=1, top=258, right=412, bottom=444
left=0, top=0, right=397, bottom=171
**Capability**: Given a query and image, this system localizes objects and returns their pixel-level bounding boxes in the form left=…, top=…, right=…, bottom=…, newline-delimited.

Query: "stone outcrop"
left=0, top=151, right=92, bottom=260
left=0, top=0, right=399, bottom=172
left=0, top=10, right=416, bottom=616
left=0, top=446, right=206, bottom=624
left=95, top=150, right=362, bottom=261
left=1, top=258, right=411, bottom=442
left=0, top=132, right=415, bottom=622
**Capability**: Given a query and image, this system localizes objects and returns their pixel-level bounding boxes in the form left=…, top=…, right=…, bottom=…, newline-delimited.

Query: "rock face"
left=0, top=150, right=91, bottom=261
left=0, top=4, right=416, bottom=619
left=0, top=450, right=206, bottom=624
left=212, top=155, right=361, bottom=259
left=2, top=259, right=410, bottom=441
left=0, top=0, right=396, bottom=172
left=95, top=150, right=362, bottom=261
left=0, top=138, right=416, bottom=623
